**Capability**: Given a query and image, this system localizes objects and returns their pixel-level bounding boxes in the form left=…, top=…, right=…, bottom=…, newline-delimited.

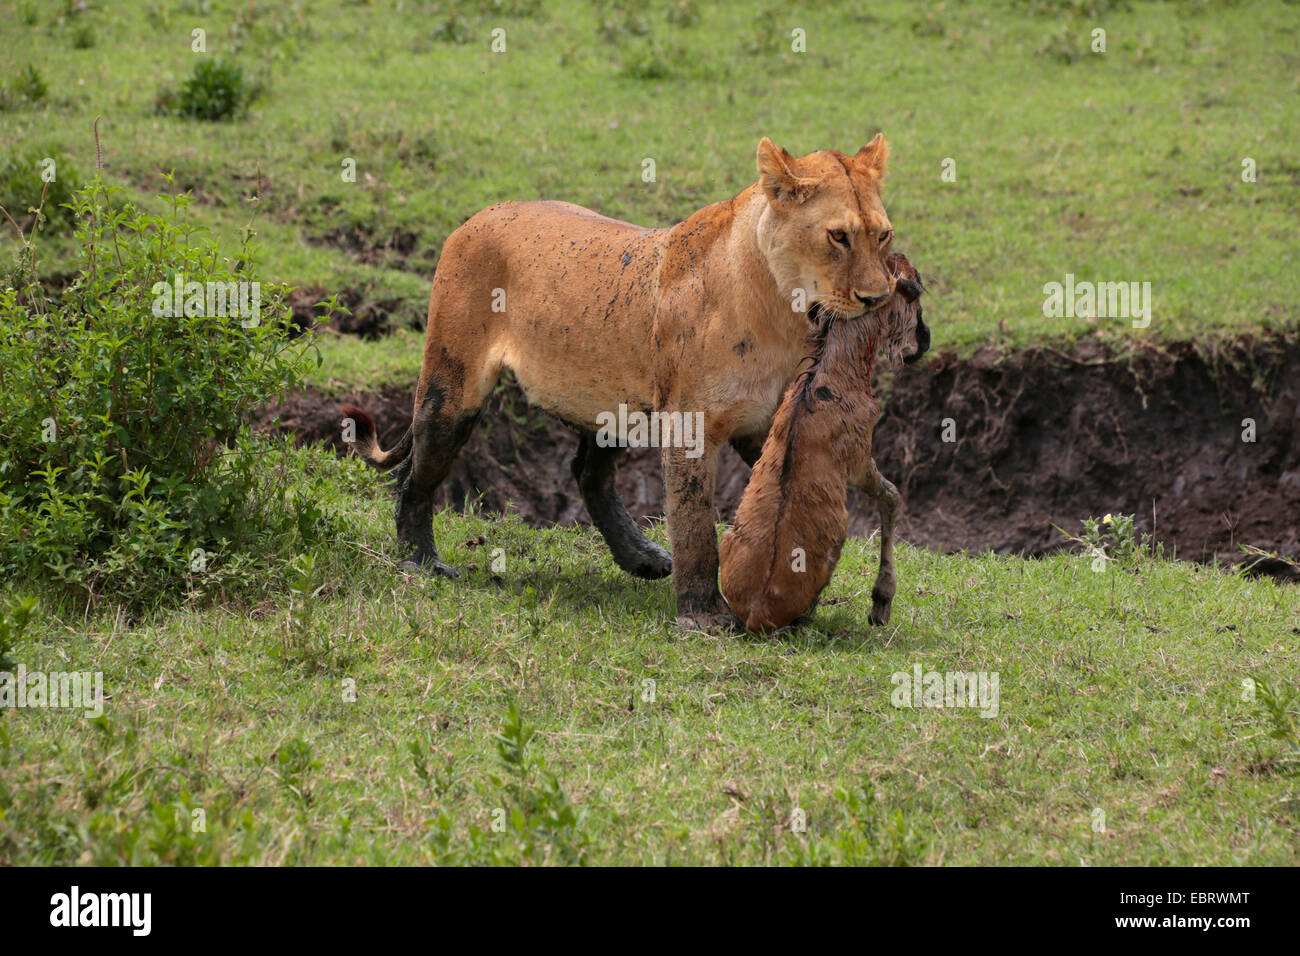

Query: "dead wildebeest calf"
left=719, top=252, right=925, bottom=632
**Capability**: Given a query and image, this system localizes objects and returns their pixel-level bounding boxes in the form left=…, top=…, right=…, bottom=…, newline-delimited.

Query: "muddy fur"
left=719, top=253, right=923, bottom=632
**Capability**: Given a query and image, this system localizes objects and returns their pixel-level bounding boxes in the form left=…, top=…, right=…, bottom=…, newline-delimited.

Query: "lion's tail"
left=339, top=404, right=412, bottom=470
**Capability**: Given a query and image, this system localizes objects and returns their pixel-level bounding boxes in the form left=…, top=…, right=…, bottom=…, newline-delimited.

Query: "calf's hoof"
left=868, top=599, right=892, bottom=626
left=868, top=582, right=895, bottom=626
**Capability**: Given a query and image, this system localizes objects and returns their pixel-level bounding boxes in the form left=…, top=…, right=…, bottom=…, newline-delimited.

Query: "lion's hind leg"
left=395, top=354, right=495, bottom=578
left=572, top=431, right=672, bottom=579
left=395, top=401, right=482, bottom=578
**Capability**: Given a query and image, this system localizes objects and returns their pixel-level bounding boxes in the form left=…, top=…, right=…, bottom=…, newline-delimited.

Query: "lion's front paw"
left=399, top=558, right=460, bottom=579
left=622, top=542, right=672, bottom=580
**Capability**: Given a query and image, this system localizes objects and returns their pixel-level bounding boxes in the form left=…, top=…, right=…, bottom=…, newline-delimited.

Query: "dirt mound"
left=253, top=333, right=1300, bottom=563
left=872, top=334, right=1300, bottom=561
left=286, top=286, right=417, bottom=339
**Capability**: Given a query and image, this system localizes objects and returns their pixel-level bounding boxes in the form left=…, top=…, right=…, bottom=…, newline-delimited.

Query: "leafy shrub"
left=0, top=65, right=48, bottom=112
left=785, top=784, right=930, bottom=866
left=744, top=7, right=782, bottom=55
left=0, top=172, right=366, bottom=608
left=485, top=701, right=588, bottom=864
left=0, top=147, right=82, bottom=233
left=1014, top=0, right=1133, bottom=15
left=273, top=737, right=321, bottom=807
left=1037, top=26, right=1088, bottom=64
left=161, top=59, right=256, bottom=121
left=432, top=11, right=472, bottom=44
left=421, top=702, right=588, bottom=864
left=277, top=550, right=361, bottom=672
left=619, top=41, right=682, bottom=80
left=665, top=0, right=701, bottom=27
left=0, top=597, right=36, bottom=674
left=1252, top=678, right=1299, bottom=779
left=1057, top=512, right=1162, bottom=566
left=593, top=0, right=653, bottom=41
left=71, top=21, right=96, bottom=49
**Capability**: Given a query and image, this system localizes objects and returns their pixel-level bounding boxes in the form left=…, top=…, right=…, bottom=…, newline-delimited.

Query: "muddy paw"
left=399, top=558, right=460, bottom=579
left=676, top=599, right=736, bottom=632
left=621, top=542, right=673, bottom=581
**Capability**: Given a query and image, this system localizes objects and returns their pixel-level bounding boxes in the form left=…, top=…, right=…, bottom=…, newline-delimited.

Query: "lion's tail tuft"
left=339, top=404, right=412, bottom=470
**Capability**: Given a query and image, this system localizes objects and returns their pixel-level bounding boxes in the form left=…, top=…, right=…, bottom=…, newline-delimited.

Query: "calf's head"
left=876, top=251, right=928, bottom=364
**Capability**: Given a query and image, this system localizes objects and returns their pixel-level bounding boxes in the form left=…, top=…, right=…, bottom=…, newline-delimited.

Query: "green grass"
left=2, top=0, right=1297, bottom=351
left=2, top=475, right=1297, bottom=865
left=306, top=327, right=424, bottom=394
left=3, top=0, right=1299, bottom=867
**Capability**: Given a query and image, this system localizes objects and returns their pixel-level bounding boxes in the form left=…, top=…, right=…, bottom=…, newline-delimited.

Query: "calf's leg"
left=857, top=459, right=902, bottom=626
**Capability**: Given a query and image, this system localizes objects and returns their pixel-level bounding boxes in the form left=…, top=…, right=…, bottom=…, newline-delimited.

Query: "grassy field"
left=2, top=0, right=1298, bottom=354
left=2, top=1, right=1299, bottom=866
left=307, top=326, right=425, bottom=394
left=3, top=472, right=1298, bottom=865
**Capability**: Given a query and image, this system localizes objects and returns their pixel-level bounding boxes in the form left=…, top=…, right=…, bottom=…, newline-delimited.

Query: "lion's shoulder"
left=658, top=191, right=750, bottom=286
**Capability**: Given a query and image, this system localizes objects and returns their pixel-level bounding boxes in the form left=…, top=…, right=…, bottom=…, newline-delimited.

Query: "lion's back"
left=446, top=200, right=653, bottom=259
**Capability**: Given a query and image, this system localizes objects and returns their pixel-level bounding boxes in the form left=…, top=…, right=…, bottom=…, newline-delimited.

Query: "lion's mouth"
left=807, top=300, right=869, bottom=323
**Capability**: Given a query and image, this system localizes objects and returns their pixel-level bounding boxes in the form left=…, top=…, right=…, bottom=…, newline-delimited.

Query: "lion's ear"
left=855, top=133, right=889, bottom=177
left=757, top=137, right=808, bottom=203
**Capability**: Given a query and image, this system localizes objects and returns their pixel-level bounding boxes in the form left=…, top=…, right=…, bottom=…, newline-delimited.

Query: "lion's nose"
left=854, top=290, right=891, bottom=310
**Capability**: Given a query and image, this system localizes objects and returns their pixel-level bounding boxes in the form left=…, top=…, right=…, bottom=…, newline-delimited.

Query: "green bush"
left=0, top=65, right=48, bottom=112
left=71, top=21, right=96, bottom=50
left=0, top=174, right=365, bottom=608
left=1057, top=512, right=1163, bottom=566
left=0, top=597, right=36, bottom=674
left=422, top=702, right=590, bottom=865
left=164, top=59, right=255, bottom=121
left=432, top=11, right=472, bottom=44
left=619, top=41, right=681, bottom=80
left=0, top=147, right=82, bottom=234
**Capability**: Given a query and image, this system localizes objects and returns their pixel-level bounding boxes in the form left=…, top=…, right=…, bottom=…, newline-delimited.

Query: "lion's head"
left=754, top=134, right=897, bottom=323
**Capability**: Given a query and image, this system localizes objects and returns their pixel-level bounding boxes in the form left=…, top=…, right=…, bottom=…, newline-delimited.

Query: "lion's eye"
left=829, top=229, right=850, bottom=249
left=878, top=229, right=893, bottom=246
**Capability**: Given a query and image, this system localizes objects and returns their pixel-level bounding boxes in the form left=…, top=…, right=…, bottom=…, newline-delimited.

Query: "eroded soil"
left=253, top=333, right=1300, bottom=564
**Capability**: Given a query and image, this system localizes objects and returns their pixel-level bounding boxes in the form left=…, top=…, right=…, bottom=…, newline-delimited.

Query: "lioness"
left=343, top=134, right=928, bottom=629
